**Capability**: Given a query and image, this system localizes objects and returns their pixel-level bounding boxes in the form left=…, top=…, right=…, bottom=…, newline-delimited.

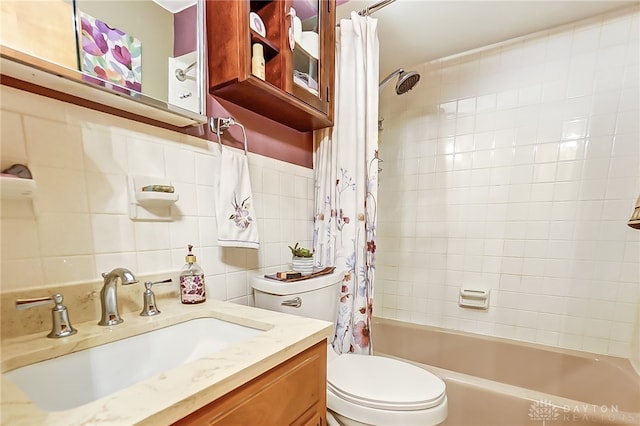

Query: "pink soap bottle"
left=180, top=244, right=206, bottom=304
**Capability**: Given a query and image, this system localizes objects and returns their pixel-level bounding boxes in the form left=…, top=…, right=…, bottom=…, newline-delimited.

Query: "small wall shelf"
left=128, top=175, right=179, bottom=221
left=134, top=191, right=179, bottom=208
left=0, top=176, right=36, bottom=199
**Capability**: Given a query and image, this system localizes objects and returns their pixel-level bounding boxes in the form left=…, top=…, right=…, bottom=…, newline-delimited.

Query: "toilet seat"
left=327, top=354, right=446, bottom=410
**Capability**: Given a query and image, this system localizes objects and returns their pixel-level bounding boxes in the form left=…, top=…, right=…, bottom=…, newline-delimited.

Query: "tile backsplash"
left=376, top=6, right=640, bottom=358
left=0, top=85, right=314, bottom=309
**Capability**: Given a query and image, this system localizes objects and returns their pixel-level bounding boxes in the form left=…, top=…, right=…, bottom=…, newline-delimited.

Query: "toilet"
left=252, top=271, right=448, bottom=426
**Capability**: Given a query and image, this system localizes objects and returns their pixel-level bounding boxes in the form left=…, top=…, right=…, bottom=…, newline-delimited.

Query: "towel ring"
left=208, top=116, right=248, bottom=156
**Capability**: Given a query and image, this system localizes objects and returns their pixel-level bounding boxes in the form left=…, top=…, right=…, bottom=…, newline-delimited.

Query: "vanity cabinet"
left=174, top=340, right=327, bottom=426
left=207, top=0, right=335, bottom=132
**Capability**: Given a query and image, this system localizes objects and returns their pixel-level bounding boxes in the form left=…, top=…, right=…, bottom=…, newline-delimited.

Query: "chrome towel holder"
left=209, top=116, right=248, bottom=155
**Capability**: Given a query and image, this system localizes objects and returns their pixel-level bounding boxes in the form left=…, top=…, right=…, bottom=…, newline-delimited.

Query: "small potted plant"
left=288, top=243, right=314, bottom=275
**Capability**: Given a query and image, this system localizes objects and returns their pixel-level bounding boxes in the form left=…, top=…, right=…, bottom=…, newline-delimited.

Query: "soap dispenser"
left=180, top=244, right=206, bottom=304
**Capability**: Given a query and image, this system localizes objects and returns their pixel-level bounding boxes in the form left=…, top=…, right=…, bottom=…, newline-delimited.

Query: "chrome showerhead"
left=395, top=71, right=420, bottom=94
left=379, top=68, right=420, bottom=95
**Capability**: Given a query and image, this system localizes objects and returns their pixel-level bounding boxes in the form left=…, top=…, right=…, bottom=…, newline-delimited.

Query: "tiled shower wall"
left=0, top=86, right=314, bottom=304
left=376, top=6, right=640, bottom=357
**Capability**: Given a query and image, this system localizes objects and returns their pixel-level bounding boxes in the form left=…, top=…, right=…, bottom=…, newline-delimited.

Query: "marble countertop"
left=1, top=299, right=332, bottom=425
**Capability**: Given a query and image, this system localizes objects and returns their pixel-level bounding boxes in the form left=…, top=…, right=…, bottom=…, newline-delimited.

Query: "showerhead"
left=396, top=71, right=420, bottom=94
left=379, top=68, right=420, bottom=95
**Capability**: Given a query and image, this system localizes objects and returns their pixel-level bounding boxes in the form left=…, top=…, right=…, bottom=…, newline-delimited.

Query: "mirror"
left=291, top=0, right=320, bottom=99
left=0, top=0, right=206, bottom=127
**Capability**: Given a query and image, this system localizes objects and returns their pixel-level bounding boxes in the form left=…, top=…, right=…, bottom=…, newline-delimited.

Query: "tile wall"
left=0, top=86, right=314, bottom=305
left=376, top=6, right=640, bottom=357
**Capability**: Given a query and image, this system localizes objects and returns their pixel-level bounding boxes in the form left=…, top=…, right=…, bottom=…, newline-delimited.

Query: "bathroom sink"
left=4, top=317, right=262, bottom=412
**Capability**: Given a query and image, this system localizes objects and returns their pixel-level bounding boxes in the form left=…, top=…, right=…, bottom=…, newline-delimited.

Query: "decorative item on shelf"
left=249, top=11, right=266, bottom=37
left=251, top=43, right=265, bottom=80
left=288, top=242, right=314, bottom=276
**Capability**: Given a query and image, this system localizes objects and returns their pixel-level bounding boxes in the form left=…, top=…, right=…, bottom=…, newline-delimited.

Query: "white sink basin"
left=4, top=317, right=262, bottom=412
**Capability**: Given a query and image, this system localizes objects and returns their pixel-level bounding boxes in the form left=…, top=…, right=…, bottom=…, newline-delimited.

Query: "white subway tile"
left=82, top=129, right=129, bottom=174
left=165, top=146, right=196, bottom=183
left=599, top=16, right=632, bottom=47
left=126, top=136, right=165, bottom=177
left=195, top=152, right=217, bottom=186
left=1, top=259, right=44, bottom=291
left=92, top=214, right=135, bottom=254
left=35, top=167, right=88, bottom=213
left=3, top=214, right=40, bottom=260
left=136, top=250, right=173, bottom=274
left=134, top=221, right=171, bottom=251
left=24, top=117, right=84, bottom=170
left=39, top=213, right=93, bottom=257
left=546, top=32, right=573, bottom=60
left=1, top=110, right=26, bottom=165
left=572, top=25, right=601, bottom=54
left=94, top=253, right=138, bottom=278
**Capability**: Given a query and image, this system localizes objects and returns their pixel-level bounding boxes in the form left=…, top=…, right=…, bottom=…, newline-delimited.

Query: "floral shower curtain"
left=313, top=11, right=379, bottom=355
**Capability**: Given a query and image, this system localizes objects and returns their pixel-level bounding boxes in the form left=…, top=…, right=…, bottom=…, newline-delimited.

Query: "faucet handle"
left=16, top=295, right=55, bottom=310
left=16, top=293, right=78, bottom=338
left=140, top=278, right=172, bottom=317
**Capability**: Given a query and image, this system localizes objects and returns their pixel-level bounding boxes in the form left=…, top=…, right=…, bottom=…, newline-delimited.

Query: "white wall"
left=0, top=86, right=314, bottom=305
left=376, top=6, right=640, bottom=358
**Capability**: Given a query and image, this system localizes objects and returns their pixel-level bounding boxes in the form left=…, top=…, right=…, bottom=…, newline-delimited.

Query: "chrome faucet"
left=98, top=268, right=138, bottom=326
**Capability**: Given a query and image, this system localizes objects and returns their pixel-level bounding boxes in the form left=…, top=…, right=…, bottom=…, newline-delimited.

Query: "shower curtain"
left=313, top=11, right=379, bottom=355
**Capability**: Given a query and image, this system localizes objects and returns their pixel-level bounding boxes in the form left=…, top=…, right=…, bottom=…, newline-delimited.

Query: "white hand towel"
left=213, top=148, right=260, bottom=248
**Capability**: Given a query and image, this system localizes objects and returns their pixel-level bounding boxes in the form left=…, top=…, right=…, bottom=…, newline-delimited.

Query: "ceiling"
left=152, top=0, right=196, bottom=13
left=335, top=0, right=638, bottom=79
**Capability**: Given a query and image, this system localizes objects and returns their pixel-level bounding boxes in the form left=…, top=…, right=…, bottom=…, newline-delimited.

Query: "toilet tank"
left=251, top=271, right=342, bottom=324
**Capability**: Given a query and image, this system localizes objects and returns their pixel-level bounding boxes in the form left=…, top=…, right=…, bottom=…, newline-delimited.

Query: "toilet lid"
left=327, top=355, right=446, bottom=411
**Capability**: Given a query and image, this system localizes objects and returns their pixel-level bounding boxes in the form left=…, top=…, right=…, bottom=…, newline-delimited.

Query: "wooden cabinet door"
left=174, top=340, right=327, bottom=426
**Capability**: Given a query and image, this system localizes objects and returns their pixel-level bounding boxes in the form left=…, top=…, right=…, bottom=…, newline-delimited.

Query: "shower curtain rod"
left=357, top=0, right=397, bottom=16
left=336, top=0, right=397, bottom=27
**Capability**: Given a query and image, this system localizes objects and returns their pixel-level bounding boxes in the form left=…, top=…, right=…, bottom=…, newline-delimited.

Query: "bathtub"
left=372, top=317, right=640, bottom=426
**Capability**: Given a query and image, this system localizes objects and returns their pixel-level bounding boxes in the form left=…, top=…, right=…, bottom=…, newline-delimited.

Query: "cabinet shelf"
left=250, top=32, right=279, bottom=60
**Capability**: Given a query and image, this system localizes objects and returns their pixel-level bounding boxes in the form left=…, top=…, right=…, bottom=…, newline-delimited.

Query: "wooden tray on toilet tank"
left=264, top=267, right=336, bottom=283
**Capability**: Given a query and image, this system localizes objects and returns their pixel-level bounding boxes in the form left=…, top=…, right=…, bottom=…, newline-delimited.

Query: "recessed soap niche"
left=127, top=175, right=179, bottom=221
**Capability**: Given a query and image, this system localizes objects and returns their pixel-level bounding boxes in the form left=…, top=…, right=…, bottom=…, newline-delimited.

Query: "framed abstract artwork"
left=79, top=11, right=142, bottom=93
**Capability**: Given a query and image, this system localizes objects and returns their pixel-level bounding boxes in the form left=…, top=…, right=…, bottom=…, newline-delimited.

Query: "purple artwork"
left=79, top=11, right=142, bottom=93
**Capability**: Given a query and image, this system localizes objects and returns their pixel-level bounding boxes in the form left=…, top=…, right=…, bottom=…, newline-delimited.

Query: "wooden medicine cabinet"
left=207, top=0, right=335, bottom=131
